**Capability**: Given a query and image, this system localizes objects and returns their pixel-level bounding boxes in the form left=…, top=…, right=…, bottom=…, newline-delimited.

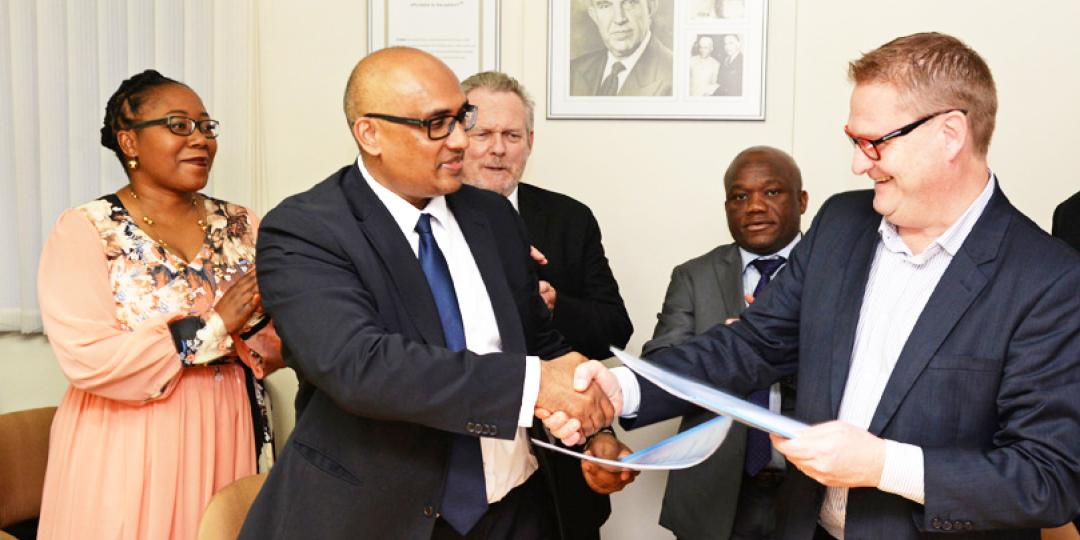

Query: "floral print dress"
left=36, top=194, right=283, bottom=540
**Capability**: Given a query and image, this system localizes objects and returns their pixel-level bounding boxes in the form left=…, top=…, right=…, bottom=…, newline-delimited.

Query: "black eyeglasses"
left=844, top=109, right=965, bottom=161
left=364, top=102, right=477, bottom=140
left=129, top=115, right=221, bottom=139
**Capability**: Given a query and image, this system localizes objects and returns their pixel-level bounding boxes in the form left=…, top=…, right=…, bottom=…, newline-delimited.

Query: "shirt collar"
left=356, top=155, right=451, bottom=236
left=604, top=31, right=652, bottom=80
left=507, top=185, right=520, bottom=213
left=878, top=170, right=997, bottom=258
left=739, top=233, right=801, bottom=272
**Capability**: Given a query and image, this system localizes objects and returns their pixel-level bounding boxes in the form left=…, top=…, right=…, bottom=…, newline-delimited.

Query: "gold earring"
left=127, top=159, right=138, bottom=170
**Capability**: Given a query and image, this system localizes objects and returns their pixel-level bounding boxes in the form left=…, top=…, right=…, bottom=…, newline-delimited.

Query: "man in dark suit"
left=646, top=146, right=807, bottom=540
left=569, top=0, right=673, bottom=96
left=713, top=34, right=743, bottom=96
left=459, top=70, right=636, bottom=540
left=239, top=47, right=619, bottom=540
left=1052, top=190, right=1080, bottom=252
left=552, top=32, right=1080, bottom=539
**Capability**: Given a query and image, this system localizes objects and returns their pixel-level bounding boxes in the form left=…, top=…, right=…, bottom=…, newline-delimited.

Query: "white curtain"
left=0, top=0, right=263, bottom=333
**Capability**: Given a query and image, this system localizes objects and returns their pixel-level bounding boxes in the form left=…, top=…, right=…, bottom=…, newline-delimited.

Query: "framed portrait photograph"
left=548, top=0, right=768, bottom=120
left=368, top=0, right=500, bottom=82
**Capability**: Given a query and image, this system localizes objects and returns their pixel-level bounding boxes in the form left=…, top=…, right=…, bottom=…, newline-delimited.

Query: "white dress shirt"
left=356, top=157, right=541, bottom=503
left=818, top=173, right=996, bottom=538
left=614, top=174, right=997, bottom=538
left=601, top=31, right=653, bottom=93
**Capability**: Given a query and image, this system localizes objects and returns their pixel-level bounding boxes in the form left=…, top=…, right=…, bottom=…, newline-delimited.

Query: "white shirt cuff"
left=612, top=366, right=641, bottom=417
left=518, top=355, right=541, bottom=427
left=878, top=440, right=925, bottom=505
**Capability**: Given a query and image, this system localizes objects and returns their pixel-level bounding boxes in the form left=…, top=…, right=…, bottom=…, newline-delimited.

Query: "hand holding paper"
left=771, top=420, right=886, bottom=488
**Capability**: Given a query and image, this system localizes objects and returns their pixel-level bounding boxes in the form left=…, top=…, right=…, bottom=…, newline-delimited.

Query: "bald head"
left=343, top=47, right=458, bottom=129
left=724, top=146, right=802, bottom=193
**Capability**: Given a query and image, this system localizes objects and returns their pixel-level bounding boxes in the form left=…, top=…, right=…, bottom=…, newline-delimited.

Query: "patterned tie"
left=597, top=61, right=626, bottom=96
left=416, top=214, right=488, bottom=534
left=744, top=256, right=787, bottom=476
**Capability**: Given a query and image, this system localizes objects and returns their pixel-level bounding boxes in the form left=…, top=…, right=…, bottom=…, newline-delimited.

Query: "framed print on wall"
left=548, top=0, right=768, bottom=120
left=368, top=0, right=500, bottom=82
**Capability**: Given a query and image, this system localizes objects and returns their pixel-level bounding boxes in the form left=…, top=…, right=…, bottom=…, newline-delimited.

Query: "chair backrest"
left=0, top=406, right=56, bottom=529
left=197, top=472, right=267, bottom=540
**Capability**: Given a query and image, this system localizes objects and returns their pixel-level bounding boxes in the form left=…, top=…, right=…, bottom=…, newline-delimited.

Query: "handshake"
left=534, top=352, right=623, bottom=447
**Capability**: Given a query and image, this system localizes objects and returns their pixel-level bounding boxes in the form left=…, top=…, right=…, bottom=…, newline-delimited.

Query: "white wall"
left=4, top=2, right=1079, bottom=539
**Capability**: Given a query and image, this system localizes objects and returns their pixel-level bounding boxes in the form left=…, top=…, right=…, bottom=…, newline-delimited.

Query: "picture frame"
left=548, top=0, right=768, bottom=120
left=368, top=0, right=500, bottom=82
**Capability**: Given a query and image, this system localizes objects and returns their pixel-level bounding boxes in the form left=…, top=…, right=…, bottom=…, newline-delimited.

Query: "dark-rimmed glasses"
left=364, top=102, right=478, bottom=141
left=845, top=109, right=966, bottom=161
left=129, top=115, right=221, bottom=138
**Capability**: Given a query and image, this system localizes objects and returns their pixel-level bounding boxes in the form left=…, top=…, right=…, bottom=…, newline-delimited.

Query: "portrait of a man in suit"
left=713, top=34, right=744, bottom=96
left=569, top=0, right=674, bottom=97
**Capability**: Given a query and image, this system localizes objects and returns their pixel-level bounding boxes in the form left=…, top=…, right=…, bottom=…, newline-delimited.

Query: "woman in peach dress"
left=36, top=70, right=283, bottom=540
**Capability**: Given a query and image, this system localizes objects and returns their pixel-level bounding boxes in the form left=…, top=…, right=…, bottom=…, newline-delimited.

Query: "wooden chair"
left=0, top=407, right=56, bottom=540
left=197, top=472, right=267, bottom=540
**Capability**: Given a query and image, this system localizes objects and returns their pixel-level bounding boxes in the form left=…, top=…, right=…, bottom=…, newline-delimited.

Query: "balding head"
left=344, top=47, right=471, bottom=209
left=723, top=146, right=808, bottom=255
left=344, top=47, right=458, bottom=130
left=724, top=146, right=802, bottom=193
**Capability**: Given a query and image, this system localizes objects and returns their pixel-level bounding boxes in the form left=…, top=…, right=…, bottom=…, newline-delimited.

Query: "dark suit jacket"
left=713, top=53, right=743, bottom=96
left=569, top=34, right=673, bottom=96
left=1052, top=190, right=1080, bottom=252
left=517, top=183, right=633, bottom=539
left=642, top=244, right=747, bottom=540
left=629, top=187, right=1080, bottom=539
left=240, top=164, right=571, bottom=540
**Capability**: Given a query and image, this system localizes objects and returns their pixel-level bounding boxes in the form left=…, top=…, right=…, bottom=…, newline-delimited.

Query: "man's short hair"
left=461, top=71, right=535, bottom=132
left=849, top=32, right=997, bottom=156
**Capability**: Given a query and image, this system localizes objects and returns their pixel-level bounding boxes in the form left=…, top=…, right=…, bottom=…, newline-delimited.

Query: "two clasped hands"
left=535, top=354, right=890, bottom=493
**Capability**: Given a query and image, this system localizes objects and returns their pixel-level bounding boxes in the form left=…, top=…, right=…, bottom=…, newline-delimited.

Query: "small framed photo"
left=548, top=0, right=768, bottom=120
left=368, top=0, right=500, bottom=82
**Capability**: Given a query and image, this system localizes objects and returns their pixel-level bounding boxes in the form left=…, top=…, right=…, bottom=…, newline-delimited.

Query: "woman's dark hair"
left=100, top=69, right=184, bottom=166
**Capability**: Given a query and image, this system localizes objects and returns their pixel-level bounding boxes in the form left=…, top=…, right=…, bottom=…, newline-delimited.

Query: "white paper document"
left=611, top=347, right=809, bottom=439
left=531, top=415, right=733, bottom=471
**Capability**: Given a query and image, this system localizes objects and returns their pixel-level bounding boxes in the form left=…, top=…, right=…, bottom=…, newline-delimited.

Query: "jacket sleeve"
left=641, top=264, right=697, bottom=356
left=255, top=203, right=526, bottom=440
left=549, top=209, right=632, bottom=359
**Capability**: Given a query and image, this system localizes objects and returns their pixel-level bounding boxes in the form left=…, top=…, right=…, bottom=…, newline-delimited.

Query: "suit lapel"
left=829, top=225, right=879, bottom=416
left=713, top=244, right=745, bottom=315
left=448, top=193, right=526, bottom=353
left=867, top=188, right=1010, bottom=434
left=342, top=165, right=446, bottom=348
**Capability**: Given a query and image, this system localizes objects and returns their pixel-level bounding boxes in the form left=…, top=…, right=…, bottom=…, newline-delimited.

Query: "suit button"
left=942, top=521, right=953, bottom=531
left=963, top=521, right=973, bottom=530
left=423, top=506, right=435, bottom=518
left=466, top=422, right=476, bottom=433
left=953, top=521, right=963, bottom=531
left=931, top=518, right=942, bottom=529
left=490, top=425, right=498, bottom=436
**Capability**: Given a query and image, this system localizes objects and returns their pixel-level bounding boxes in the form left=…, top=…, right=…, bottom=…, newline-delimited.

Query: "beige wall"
left=4, top=2, right=1079, bottom=539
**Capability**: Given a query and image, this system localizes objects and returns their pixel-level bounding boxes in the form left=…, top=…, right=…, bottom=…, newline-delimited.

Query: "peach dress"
left=36, top=194, right=283, bottom=540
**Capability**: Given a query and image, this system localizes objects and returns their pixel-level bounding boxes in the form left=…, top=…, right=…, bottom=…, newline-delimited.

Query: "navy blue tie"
left=416, top=213, right=488, bottom=534
left=744, top=256, right=786, bottom=476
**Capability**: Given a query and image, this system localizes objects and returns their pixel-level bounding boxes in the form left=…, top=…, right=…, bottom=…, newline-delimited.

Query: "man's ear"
left=527, top=130, right=535, bottom=150
left=940, top=110, right=969, bottom=161
left=353, top=118, right=381, bottom=156
left=798, top=191, right=809, bottom=215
